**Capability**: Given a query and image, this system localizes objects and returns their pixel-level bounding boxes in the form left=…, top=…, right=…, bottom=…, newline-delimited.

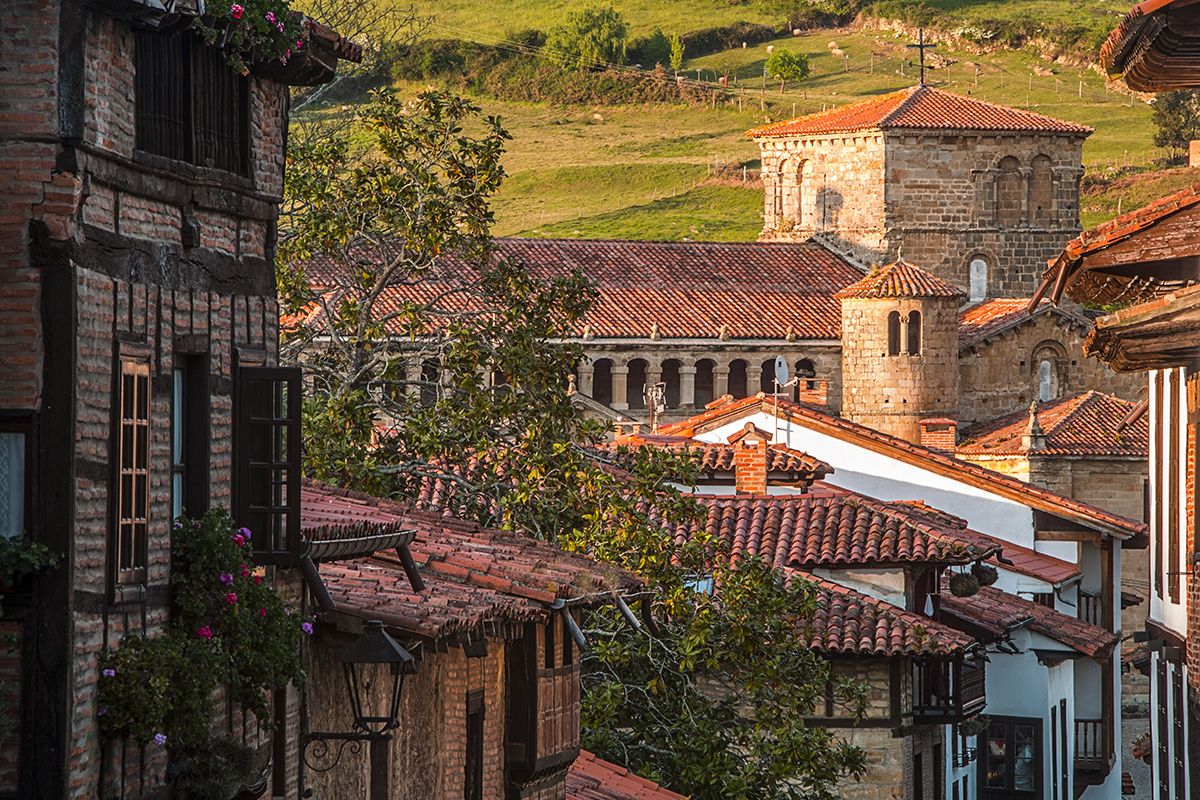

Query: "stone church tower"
left=836, top=260, right=965, bottom=442
left=749, top=85, right=1091, bottom=299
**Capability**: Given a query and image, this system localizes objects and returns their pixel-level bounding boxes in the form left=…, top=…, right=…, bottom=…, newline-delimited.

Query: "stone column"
left=610, top=365, right=629, bottom=411
left=576, top=363, right=594, bottom=397
left=404, top=359, right=422, bottom=399
left=713, top=364, right=730, bottom=400
left=678, top=365, right=697, bottom=408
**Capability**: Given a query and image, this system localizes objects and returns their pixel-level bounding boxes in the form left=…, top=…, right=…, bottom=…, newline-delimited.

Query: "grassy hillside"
left=1082, top=168, right=1200, bottom=230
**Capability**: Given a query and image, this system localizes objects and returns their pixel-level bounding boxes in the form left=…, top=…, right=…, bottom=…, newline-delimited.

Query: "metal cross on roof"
left=906, top=28, right=937, bottom=85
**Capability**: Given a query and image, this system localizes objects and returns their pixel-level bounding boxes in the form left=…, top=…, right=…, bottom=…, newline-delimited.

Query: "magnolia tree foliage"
left=280, top=89, right=866, bottom=799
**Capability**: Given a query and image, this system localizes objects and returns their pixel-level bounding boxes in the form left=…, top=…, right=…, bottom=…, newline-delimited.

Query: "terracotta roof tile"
left=794, top=570, right=977, bottom=656
left=567, top=752, right=687, bottom=800
left=834, top=260, right=965, bottom=300
left=304, top=484, right=643, bottom=640
left=939, top=584, right=1120, bottom=658
left=599, top=434, right=832, bottom=482
left=658, top=395, right=1148, bottom=542
left=748, top=85, right=1091, bottom=138
left=656, top=489, right=995, bottom=569
left=1101, top=0, right=1200, bottom=91
left=958, top=391, right=1149, bottom=458
left=302, top=237, right=864, bottom=341
left=958, top=298, right=1090, bottom=349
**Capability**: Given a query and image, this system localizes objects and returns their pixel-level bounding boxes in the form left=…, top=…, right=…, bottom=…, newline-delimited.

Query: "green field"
left=1082, top=168, right=1200, bottom=230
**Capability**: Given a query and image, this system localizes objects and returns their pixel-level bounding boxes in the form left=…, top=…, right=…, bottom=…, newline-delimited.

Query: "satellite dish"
left=773, top=356, right=790, bottom=387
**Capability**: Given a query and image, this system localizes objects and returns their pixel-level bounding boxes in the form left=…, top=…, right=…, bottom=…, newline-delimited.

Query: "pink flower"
left=225, top=592, right=238, bottom=606
left=253, top=574, right=262, bottom=586
left=196, top=625, right=213, bottom=641
left=259, top=607, right=267, bottom=618
left=230, top=3, right=243, bottom=19
left=240, top=564, right=251, bottom=578
left=276, top=21, right=285, bottom=32
left=295, top=40, right=303, bottom=50
left=232, top=533, right=246, bottom=547
left=265, top=11, right=276, bottom=23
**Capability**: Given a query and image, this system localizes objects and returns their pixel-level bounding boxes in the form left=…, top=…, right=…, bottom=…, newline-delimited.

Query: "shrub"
left=679, top=22, right=776, bottom=59
left=630, top=27, right=671, bottom=68
left=544, top=5, right=629, bottom=70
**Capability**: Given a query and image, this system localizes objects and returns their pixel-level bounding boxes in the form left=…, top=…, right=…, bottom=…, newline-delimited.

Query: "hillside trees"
left=280, top=88, right=866, bottom=800
left=544, top=5, right=629, bottom=70
left=1152, top=90, right=1200, bottom=154
left=766, top=48, right=811, bottom=93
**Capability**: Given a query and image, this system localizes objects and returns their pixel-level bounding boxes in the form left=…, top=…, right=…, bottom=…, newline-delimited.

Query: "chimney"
left=918, top=417, right=957, bottom=454
left=1022, top=401, right=1046, bottom=452
left=728, top=422, right=772, bottom=494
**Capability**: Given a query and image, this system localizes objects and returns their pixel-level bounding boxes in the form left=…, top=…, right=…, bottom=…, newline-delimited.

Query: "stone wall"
left=841, top=295, right=960, bottom=443
left=957, top=312, right=1144, bottom=427
left=882, top=132, right=1085, bottom=298
left=756, top=132, right=887, bottom=260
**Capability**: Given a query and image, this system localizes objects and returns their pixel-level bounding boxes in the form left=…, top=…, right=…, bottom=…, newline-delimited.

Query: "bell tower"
left=836, top=260, right=965, bottom=443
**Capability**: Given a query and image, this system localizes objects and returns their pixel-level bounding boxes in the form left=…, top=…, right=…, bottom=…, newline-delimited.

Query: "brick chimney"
left=728, top=422, right=772, bottom=494
left=918, top=417, right=957, bottom=454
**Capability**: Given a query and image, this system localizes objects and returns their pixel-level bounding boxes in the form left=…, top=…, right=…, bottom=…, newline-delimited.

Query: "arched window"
left=694, top=359, right=715, bottom=407
left=760, top=359, right=779, bottom=394
left=661, top=359, right=682, bottom=409
left=1038, top=359, right=1057, bottom=401
left=969, top=257, right=988, bottom=302
left=906, top=311, right=922, bottom=355
left=996, top=156, right=1023, bottom=228
left=728, top=359, right=749, bottom=399
left=591, top=358, right=613, bottom=405
left=887, top=312, right=901, bottom=356
left=627, top=359, right=648, bottom=410
left=796, top=358, right=816, bottom=388
left=1029, top=155, right=1053, bottom=224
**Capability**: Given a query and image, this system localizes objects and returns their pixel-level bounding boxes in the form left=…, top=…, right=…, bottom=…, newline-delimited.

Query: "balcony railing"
left=1079, top=591, right=1103, bottom=627
left=912, top=658, right=987, bottom=723
left=1075, top=718, right=1108, bottom=772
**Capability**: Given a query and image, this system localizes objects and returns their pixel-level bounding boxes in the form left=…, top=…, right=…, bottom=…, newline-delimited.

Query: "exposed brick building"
left=0, top=1, right=358, bottom=796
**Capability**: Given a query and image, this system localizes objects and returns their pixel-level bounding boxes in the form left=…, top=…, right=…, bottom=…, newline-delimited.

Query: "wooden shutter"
left=134, top=30, right=190, bottom=163
left=235, top=367, right=302, bottom=564
left=191, top=41, right=249, bottom=174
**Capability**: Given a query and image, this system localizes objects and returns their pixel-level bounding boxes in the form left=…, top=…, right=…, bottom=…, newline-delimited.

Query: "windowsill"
left=132, top=150, right=253, bottom=190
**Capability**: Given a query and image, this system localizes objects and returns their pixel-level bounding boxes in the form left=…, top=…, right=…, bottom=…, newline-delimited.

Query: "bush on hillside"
left=544, top=5, right=629, bottom=70
left=1152, top=90, right=1200, bottom=152
left=679, top=22, right=777, bottom=58
left=760, top=0, right=863, bottom=27
left=630, top=27, right=671, bottom=68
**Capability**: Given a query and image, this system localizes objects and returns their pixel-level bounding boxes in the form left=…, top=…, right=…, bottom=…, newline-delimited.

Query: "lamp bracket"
left=302, top=731, right=390, bottom=773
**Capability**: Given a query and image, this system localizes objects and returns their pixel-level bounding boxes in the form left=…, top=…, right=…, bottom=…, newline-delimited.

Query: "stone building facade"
left=750, top=85, right=1091, bottom=300
left=0, top=2, right=356, bottom=797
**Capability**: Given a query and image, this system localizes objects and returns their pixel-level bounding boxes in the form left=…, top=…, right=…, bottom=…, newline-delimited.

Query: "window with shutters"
left=115, top=359, right=151, bottom=586
left=134, top=29, right=250, bottom=175
left=234, top=367, right=301, bottom=564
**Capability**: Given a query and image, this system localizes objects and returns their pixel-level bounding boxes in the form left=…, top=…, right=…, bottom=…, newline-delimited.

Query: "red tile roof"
left=1101, top=0, right=1200, bottom=91
left=958, top=298, right=1091, bottom=350
left=304, top=484, right=643, bottom=639
left=888, top=501, right=1081, bottom=587
left=958, top=392, right=1149, bottom=459
left=655, top=489, right=996, bottom=568
left=1035, top=182, right=1200, bottom=308
left=939, top=584, right=1120, bottom=658
left=747, top=85, right=1091, bottom=138
left=834, top=260, right=965, bottom=300
left=601, top=433, right=832, bottom=482
left=795, top=570, right=977, bottom=657
left=302, top=237, right=864, bottom=341
left=567, top=751, right=687, bottom=800
left=659, top=395, right=1148, bottom=543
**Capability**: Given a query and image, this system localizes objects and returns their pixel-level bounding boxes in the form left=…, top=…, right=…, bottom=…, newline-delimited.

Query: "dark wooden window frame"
left=979, top=715, right=1042, bottom=800
left=466, top=690, right=484, bottom=800
left=112, top=352, right=152, bottom=588
left=0, top=414, right=34, bottom=541
left=172, top=352, right=211, bottom=519
left=234, top=366, right=302, bottom=564
left=133, top=28, right=251, bottom=176
left=1058, top=698, right=1067, bottom=800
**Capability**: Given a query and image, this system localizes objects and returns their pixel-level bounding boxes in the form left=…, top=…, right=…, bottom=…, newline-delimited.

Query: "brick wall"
left=841, top=295, right=960, bottom=443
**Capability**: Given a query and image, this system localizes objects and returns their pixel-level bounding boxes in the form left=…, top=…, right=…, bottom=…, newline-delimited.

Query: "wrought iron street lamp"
left=302, top=620, right=416, bottom=800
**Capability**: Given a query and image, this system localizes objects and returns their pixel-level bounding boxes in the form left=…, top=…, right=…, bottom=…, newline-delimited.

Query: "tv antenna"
left=771, top=356, right=799, bottom=446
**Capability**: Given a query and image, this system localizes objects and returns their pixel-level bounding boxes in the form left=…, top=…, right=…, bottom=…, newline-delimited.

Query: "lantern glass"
left=339, top=620, right=415, bottom=735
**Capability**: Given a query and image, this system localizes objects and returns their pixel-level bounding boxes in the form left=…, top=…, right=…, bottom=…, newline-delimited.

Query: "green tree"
left=1152, top=89, right=1200, bottom=153
left=544, top=5, right=629, bottom=70
left=669, top=32, right=685, bottom=74
left=281, top=89, right=866, bottom=799
left=766, top=49, right=810, bottom=93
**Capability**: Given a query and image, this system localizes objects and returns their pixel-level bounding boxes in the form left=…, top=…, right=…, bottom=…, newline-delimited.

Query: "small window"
left=465, top=690, right=484, bottom=800
left=172, top=355, right=210, bottom=519
left=1031, top=592, right=1055, bottom=608
left=1038, top=360, right=1056, bottom=401
left=981, top=718, right=1040, bottom=797
left=235, top=367, right=301, bottom=563
left=0, top=421, right=29, bottom=538
left=907, top=311, right=922, bottom=356
left=969, top=258, right=988, bottom=302
left=887, top=311, right=901, bottom=356
left=116, top=359, right=151, bottom=585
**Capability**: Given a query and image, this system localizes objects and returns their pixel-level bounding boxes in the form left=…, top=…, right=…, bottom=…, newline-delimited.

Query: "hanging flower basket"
left=959, top=714, right=991, bottom=738
left=971, top=562, right=999, bottom=587
left=193, top=0, right=308, bottom=75
left=948, top=571, right=980, bottom=598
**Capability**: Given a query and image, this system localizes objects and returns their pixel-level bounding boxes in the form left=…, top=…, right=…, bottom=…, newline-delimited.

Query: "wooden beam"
left=1037, top=529, right=1103, bottom=544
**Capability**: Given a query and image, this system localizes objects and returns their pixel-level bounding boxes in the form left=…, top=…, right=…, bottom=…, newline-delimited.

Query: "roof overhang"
left=1102, top=0, right=1200, bottom=91
left=1084, top=283, right=1200, bottom=371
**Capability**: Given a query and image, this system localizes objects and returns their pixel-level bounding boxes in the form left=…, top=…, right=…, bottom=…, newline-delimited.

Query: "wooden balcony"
left=1078, top=591, right=1103, bottom=627
left=912, top=657, right=987, bottom=723
left=1074, top=719, right=1110, bottom=773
